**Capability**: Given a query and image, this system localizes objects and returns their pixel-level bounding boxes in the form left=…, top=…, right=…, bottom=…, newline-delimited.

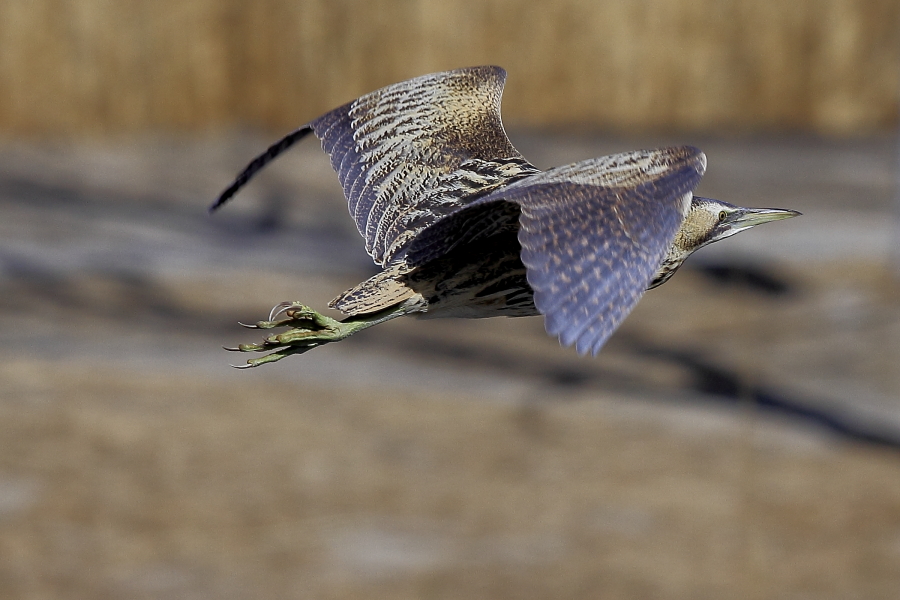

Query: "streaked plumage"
left=212, top=66, right=799, bottom=367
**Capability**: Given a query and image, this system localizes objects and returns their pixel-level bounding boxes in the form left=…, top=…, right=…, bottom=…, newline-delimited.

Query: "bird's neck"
left=648, top=202, right=715, bottom=289
left=648, top=247, right=692, bottom=289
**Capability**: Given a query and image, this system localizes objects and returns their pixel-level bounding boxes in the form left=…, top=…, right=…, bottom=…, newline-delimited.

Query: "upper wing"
left=406, top=146, right=706, bottom=355
left=212, top=66, right=537, bottom=266
left=311, top=65, right=536, bottom=264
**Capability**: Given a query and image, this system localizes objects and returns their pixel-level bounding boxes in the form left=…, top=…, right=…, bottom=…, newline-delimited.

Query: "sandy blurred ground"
left=1, top=133, right=899, bottom=599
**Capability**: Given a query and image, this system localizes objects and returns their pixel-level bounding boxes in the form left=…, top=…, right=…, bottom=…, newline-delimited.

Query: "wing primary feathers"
left=209, top=125, right=314, bottom=213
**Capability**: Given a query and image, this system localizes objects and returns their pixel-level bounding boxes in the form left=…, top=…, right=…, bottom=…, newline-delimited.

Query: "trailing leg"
left=226, top=301, right=413, bottom=368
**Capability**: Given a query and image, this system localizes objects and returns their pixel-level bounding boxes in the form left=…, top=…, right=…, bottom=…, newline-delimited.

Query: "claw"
left=223, top=346, right=242, bottom=352
left=269, top=301, right=300, bottom=322
left=225, top=300, right=401, bottom=367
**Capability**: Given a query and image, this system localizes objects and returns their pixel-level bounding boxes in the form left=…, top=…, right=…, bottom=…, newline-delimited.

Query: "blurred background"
left=2, top=1, right=900, bottom=598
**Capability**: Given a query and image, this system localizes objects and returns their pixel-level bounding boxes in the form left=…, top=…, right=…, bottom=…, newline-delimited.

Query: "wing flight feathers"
left=309, top=65, right=535, bottom=264
left=403, top=146, right=705, bottom=354
left=505, top=147, right=706, bottom=354
left=212, top=66, right=537, bottom=265
left=422, top=146, right=703, bottom=354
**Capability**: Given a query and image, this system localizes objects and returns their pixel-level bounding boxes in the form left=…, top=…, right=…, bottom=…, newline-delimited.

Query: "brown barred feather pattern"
left=213, top=66, right=799, bottom=366
left=310, top=66, right=538, bottom=265
left=405, top=147, right=705, bottom=354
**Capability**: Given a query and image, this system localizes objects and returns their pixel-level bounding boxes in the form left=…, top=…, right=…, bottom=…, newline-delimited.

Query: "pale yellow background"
left=1, top=0, right=897, bottom=136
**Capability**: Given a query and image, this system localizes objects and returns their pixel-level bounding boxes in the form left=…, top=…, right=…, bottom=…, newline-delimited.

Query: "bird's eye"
left=718, top=210, right=727, bottom=222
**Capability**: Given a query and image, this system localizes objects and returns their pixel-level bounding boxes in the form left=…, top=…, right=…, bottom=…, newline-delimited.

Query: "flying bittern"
left=212, top=66, right=799, bottom=368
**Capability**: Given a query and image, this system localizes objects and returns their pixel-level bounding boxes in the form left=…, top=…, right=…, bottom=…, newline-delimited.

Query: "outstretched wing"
left=510, top=147, right=706, bottom=355
left=406, top=146, right=706, bottom=355
left=212, top=66, right=537, bottom=265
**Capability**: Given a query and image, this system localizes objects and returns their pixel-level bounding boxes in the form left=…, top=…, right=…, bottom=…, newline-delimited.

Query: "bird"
left=211, top=65, right=800, bottom=368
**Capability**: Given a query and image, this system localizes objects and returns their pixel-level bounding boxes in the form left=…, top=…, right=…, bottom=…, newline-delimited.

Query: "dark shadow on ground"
left=364, top=330, right=900, bottom=450
left=691, top=262, right=796, bottom=296
left=6, top=251, right=895, bottom=450
left=628, top=338, right=900, bottom=448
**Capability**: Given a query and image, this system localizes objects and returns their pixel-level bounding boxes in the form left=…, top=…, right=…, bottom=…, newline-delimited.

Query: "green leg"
left=226, top=301, right=408, bottom=368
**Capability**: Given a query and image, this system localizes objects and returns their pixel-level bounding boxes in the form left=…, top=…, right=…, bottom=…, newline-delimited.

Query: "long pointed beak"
left=730, top=207, right=802, bottom=228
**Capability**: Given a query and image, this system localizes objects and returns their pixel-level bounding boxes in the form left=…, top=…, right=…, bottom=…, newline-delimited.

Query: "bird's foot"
left=226, top=302, right=361, bottom=368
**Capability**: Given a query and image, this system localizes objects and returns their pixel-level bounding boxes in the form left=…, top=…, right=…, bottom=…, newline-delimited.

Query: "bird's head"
left=679, top=196, right=801, bottom=252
